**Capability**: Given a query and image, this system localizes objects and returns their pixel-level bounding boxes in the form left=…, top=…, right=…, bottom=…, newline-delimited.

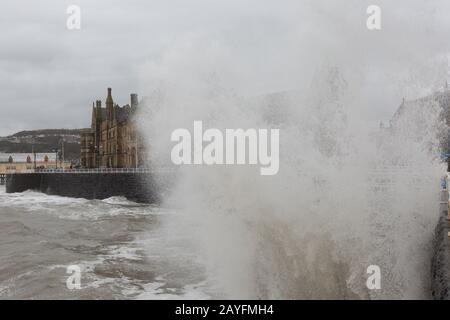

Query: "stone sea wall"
left=5, top=172, right=167, bottom=204
left=431, top=189, right=450, bottom=300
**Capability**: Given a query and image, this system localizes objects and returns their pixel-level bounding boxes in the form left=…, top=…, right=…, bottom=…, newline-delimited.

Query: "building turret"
left=95, top=100, right=102, bottom=118
left=92, top=102, right=96, bottom=119
left=106, top=87, right=114, bottom=120
left=130, top=93, right=138, bottom=109
left=91, top=102, right=96, bottom=129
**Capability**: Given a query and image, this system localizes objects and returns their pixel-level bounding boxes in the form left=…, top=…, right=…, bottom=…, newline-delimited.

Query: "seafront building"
left=0, top=153, right=71, bottom=174
left=80, top=88, right=144, bottom=169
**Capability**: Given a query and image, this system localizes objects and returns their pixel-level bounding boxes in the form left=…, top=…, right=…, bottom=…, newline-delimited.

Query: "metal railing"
left=5, top=167, right=168, bottom=174
left=39, top=168, right=153, bottom=174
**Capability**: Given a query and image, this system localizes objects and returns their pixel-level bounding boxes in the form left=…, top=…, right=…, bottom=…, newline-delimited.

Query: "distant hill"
left=0, top=128, right=88, bottom=161
left=8, top=128, right=88, bottom=138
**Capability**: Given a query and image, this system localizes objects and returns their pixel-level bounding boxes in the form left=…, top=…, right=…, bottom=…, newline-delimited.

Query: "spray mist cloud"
left=137, top=0, right=449, bottom=299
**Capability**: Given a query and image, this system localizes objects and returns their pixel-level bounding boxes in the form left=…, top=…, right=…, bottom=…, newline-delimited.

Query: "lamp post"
left=135, top=136, right=138, bottom=169
left=61, top=138, right=65, bottom=168
left=53, top=149, right=58, bottom=169
left=32, top=146, right=36, bottom=171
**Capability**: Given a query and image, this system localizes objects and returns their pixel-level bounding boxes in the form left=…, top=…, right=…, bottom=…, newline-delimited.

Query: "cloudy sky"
left=1, top=0, right=450, bottom=136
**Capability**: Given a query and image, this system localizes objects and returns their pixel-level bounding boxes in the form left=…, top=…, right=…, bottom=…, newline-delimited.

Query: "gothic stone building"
left=81, top=88, right=144, bottom=168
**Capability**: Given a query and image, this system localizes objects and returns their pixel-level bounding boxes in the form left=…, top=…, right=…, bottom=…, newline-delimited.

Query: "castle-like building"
left=81, top=88, right=144, bottom=168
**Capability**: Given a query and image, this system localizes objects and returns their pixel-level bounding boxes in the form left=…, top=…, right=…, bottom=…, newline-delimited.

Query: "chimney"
left=130, top=93, right=138, bottom=108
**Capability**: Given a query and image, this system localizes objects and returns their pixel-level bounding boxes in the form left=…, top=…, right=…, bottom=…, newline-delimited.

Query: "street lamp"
left=32, top=146, right=36, bottom=171
left=60, top=138, right=65, bottom=168
left=52, top=149, right=59, bottom=169
left=135, top=136, right=138, bottom=169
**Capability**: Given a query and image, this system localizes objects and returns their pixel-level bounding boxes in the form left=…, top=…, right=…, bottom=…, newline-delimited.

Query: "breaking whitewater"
left=135, top=71, right=449, bottom=299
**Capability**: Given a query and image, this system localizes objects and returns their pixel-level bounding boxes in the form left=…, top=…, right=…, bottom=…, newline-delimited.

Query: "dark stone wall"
left=431, top=191, right=450, bottom=300
left=6, top=173, right=41, bottom=193
left=6, top=172, right=166, bottom=204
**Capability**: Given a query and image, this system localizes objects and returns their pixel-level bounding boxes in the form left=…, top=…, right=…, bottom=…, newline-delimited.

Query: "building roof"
left=0, top=153, right=57, bottom=163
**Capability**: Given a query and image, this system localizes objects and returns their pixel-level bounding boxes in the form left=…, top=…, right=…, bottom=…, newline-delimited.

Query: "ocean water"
left=0, top=186, right=215, bottom=299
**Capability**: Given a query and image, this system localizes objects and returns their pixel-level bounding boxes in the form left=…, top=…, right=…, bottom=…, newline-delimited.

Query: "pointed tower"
left=92, top=101, right=95, bottom=118
left=106, top=87, right=114, bottom=121
left=96, top=100, right=102, bottom=118
left=91, top=102, right=97, bottom=129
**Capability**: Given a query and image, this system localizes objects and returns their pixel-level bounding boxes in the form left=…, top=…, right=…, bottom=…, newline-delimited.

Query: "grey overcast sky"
left=1, top=0, right=450, bottom=136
